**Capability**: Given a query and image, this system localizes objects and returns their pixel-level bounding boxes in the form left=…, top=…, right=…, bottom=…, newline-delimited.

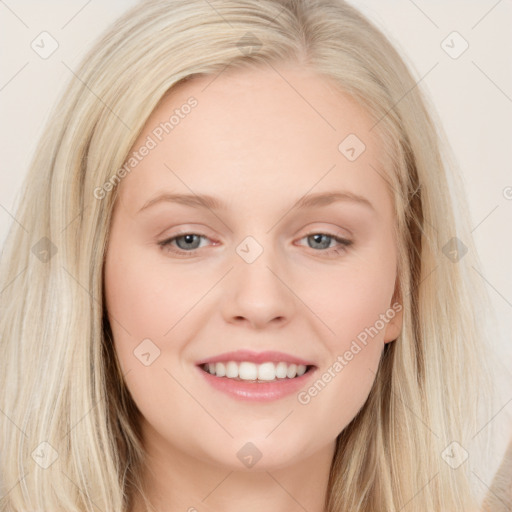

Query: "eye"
left=158, top=232, right=213, bottom=257
left=296, top=232, right=353, bottom=257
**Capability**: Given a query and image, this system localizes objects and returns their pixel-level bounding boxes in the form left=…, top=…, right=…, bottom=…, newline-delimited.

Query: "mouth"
left=195, top=355, right=319, bottom=401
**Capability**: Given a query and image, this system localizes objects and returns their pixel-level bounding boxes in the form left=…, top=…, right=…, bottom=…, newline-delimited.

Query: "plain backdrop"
left=1, top=0, right=511, bottom=499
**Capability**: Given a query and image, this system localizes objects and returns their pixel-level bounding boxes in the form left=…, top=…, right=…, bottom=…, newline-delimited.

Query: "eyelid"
left=157, top=230, right=214, bottom=250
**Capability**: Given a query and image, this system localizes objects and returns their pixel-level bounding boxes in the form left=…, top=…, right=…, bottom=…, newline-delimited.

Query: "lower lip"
left=196, top=365, right=317, bottom=402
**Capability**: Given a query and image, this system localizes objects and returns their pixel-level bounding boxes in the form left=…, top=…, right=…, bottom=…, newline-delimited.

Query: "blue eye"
left=158, top=233, right=210, bottom=256
left=299, top=233, right=353, bottom=257
left=158, top=231, right=353, bottom=258
left=169, top=233, right=204, bottom=250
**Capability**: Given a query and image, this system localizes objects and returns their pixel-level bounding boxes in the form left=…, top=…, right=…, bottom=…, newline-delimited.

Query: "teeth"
left=215, top=362, right=226, bottom=377
left=257, top=362, right=276, bottom=381
left=226, top=361, right=238, bottom=378
left=296, top=364, right=307, bottom=376
left=286, top=363, right=297, bottom=378
left=203, top=361, right=309, bottom=381
left=276, top=362, right=288, bottom=379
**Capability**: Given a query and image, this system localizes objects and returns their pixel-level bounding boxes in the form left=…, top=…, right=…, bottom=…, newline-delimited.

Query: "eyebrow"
left=137, top=190, right=375, bottom=214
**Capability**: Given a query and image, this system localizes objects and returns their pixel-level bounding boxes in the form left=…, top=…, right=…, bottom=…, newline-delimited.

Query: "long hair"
left=0, top=1, right=495, bottom=510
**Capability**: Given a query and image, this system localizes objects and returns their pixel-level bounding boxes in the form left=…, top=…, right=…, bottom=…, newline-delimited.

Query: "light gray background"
left=1, top=0, right=511, bottom=497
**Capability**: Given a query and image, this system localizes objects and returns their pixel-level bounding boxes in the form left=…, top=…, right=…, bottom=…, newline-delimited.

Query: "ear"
left=383, top=278, right=403, bottom=344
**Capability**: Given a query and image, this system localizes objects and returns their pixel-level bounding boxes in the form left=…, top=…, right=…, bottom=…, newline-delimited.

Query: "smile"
left=196, top=362, right=317, bottom=402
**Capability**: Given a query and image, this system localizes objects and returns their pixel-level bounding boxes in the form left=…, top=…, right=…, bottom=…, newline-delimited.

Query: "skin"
left=104, top=63, right=403, bottom=512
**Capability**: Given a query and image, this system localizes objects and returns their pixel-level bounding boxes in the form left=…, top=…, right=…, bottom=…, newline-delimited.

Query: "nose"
left=220, top=249, right=296, bottom=330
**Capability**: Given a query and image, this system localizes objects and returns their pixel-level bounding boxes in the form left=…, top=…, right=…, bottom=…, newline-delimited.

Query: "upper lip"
left=195, top=349, right=316, bottom=367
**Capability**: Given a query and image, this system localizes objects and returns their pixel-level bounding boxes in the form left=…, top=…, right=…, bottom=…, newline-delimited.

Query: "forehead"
left=116, top=64, right=394, bottom=217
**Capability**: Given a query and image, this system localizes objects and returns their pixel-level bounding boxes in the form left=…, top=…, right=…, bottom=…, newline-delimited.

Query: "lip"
left=196, top=364, right=318, bottom=402
left=195, top=349, right=315, bottom=366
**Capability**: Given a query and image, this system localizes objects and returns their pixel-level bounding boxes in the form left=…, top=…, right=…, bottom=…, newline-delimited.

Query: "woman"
left=0, top=1, right=498, bottom=510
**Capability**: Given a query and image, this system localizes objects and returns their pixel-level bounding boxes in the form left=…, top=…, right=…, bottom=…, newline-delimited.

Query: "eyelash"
left=157, top=231, right=353, bottom=258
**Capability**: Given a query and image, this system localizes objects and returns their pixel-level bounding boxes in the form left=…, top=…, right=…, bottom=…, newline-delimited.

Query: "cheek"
left=331, top=276, right=393, bottom=344
left=301, top=246, right=397, bottom=410
left=297, top=264, right=394, bottom=433
left=103, top=244, right=194, bottom=428
left=312, top=256, right=397, bottom=346
left=104, top=241, right=205, bottom=341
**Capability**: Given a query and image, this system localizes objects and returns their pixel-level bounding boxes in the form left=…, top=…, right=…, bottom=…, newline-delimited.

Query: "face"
left=104, top=63, right=403, bottom=472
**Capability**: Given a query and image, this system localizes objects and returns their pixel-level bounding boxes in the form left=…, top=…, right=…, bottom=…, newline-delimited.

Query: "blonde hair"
left=0, top=1, right=496, bottom=510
